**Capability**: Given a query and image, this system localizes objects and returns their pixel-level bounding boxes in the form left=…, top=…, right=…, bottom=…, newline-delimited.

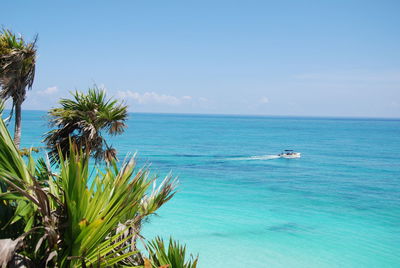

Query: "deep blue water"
left=14, top=111, right=400, bottom=267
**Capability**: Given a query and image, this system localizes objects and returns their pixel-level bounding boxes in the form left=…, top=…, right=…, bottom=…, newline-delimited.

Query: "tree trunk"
left=14, top=102, right=22, bottom=149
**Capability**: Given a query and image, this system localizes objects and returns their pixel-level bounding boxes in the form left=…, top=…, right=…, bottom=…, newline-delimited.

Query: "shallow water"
left=17, top=111, right=400, bottom=267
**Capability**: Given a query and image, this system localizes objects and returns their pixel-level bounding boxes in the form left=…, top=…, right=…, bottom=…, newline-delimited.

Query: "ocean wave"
left=224, top=155, right=280, bottom=161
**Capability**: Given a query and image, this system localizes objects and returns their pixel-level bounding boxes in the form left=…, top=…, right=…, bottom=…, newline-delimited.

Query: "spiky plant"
left=0, top=112, right=196, bottom=267
left=146, top=237, right=199, bottom=268
left=43, top=87, right=128, bottom=163
left=0, top=28, right=37, bottom=149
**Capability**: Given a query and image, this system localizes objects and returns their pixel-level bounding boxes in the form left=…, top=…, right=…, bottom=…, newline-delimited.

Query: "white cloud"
left=260, top=97, right=269, bottom=104
left=38, top=86, right=58, bottom=95
left=117, top=90, right=196, bottom=106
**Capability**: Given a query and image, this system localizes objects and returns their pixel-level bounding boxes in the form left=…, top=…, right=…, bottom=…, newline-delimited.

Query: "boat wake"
left=225, top=155, right=281, bottom=161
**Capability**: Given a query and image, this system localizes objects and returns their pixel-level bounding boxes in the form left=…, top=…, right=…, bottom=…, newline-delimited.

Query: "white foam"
left=225, top=155, right=280, bottom=161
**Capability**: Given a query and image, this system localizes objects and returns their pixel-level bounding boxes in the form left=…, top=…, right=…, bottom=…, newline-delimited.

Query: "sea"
left=14, top=111, right=400, bottom=267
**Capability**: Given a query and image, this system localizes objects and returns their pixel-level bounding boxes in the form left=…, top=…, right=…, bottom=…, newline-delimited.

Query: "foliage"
left=0, top=28, right=37, bottom=148
left=0, top=27, right=197, bottom=268
left=0, top=28, right=36, bottom=99
left=0, top=112, right=198, bottom=267
left=43, top=87, right=128, bottom=163
left=19, top=147, right=40, bottom=156
left=146, top=237, right=198, bottom=268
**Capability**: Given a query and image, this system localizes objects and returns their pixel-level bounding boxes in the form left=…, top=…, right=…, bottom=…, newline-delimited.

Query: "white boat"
left=278, top=150, right=301, bottom=159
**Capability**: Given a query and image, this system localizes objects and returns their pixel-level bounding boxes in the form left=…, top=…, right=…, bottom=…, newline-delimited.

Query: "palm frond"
left=0, top=104, right=194, bottom=267
left=146, top=237, right=198, bottom=268
left=0, top=29, right=37, bottom=148
left=0, top=28, right=37, bottom=101
left=43, top=86, right=128, bottom=163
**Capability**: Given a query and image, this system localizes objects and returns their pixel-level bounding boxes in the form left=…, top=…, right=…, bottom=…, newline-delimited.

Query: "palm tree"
left=0, top=29, right=37, bottom=149
left=0, top=112, right=198, bottom=267
left=43, top=87, right=128, bottom=163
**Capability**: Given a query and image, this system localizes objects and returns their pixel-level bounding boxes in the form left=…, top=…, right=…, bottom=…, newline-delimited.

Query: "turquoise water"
left=16, top=111, right=400, bottom=267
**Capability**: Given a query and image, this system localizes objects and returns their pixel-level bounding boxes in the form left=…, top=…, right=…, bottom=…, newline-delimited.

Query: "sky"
left=2, top=0, right=400, bottom=117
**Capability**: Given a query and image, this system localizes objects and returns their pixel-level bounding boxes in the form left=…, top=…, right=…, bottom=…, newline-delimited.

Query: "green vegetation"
left=147, top=237, right=199, bottom=268
left=0, top=112, right=198, bottom=267
left=43, top=87, right=128, bottom=163
left=0, top=30, right=198, bottom=267
left=0, top=28, right=37, bottom=149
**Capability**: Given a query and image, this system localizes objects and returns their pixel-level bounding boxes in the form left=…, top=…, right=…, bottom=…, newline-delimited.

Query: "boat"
left=278, top=150, right=301, bottom=159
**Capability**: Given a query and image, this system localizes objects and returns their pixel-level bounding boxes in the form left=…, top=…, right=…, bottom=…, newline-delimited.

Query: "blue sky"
left=2, top=0, right=400, bottom=117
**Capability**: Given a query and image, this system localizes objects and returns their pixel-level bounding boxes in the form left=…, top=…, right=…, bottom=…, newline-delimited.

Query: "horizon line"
left=13, top=109, right=400, bottom=121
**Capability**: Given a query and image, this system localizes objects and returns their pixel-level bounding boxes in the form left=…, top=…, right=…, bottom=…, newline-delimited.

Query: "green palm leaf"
left=43, top=86, right=128, bottom=164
